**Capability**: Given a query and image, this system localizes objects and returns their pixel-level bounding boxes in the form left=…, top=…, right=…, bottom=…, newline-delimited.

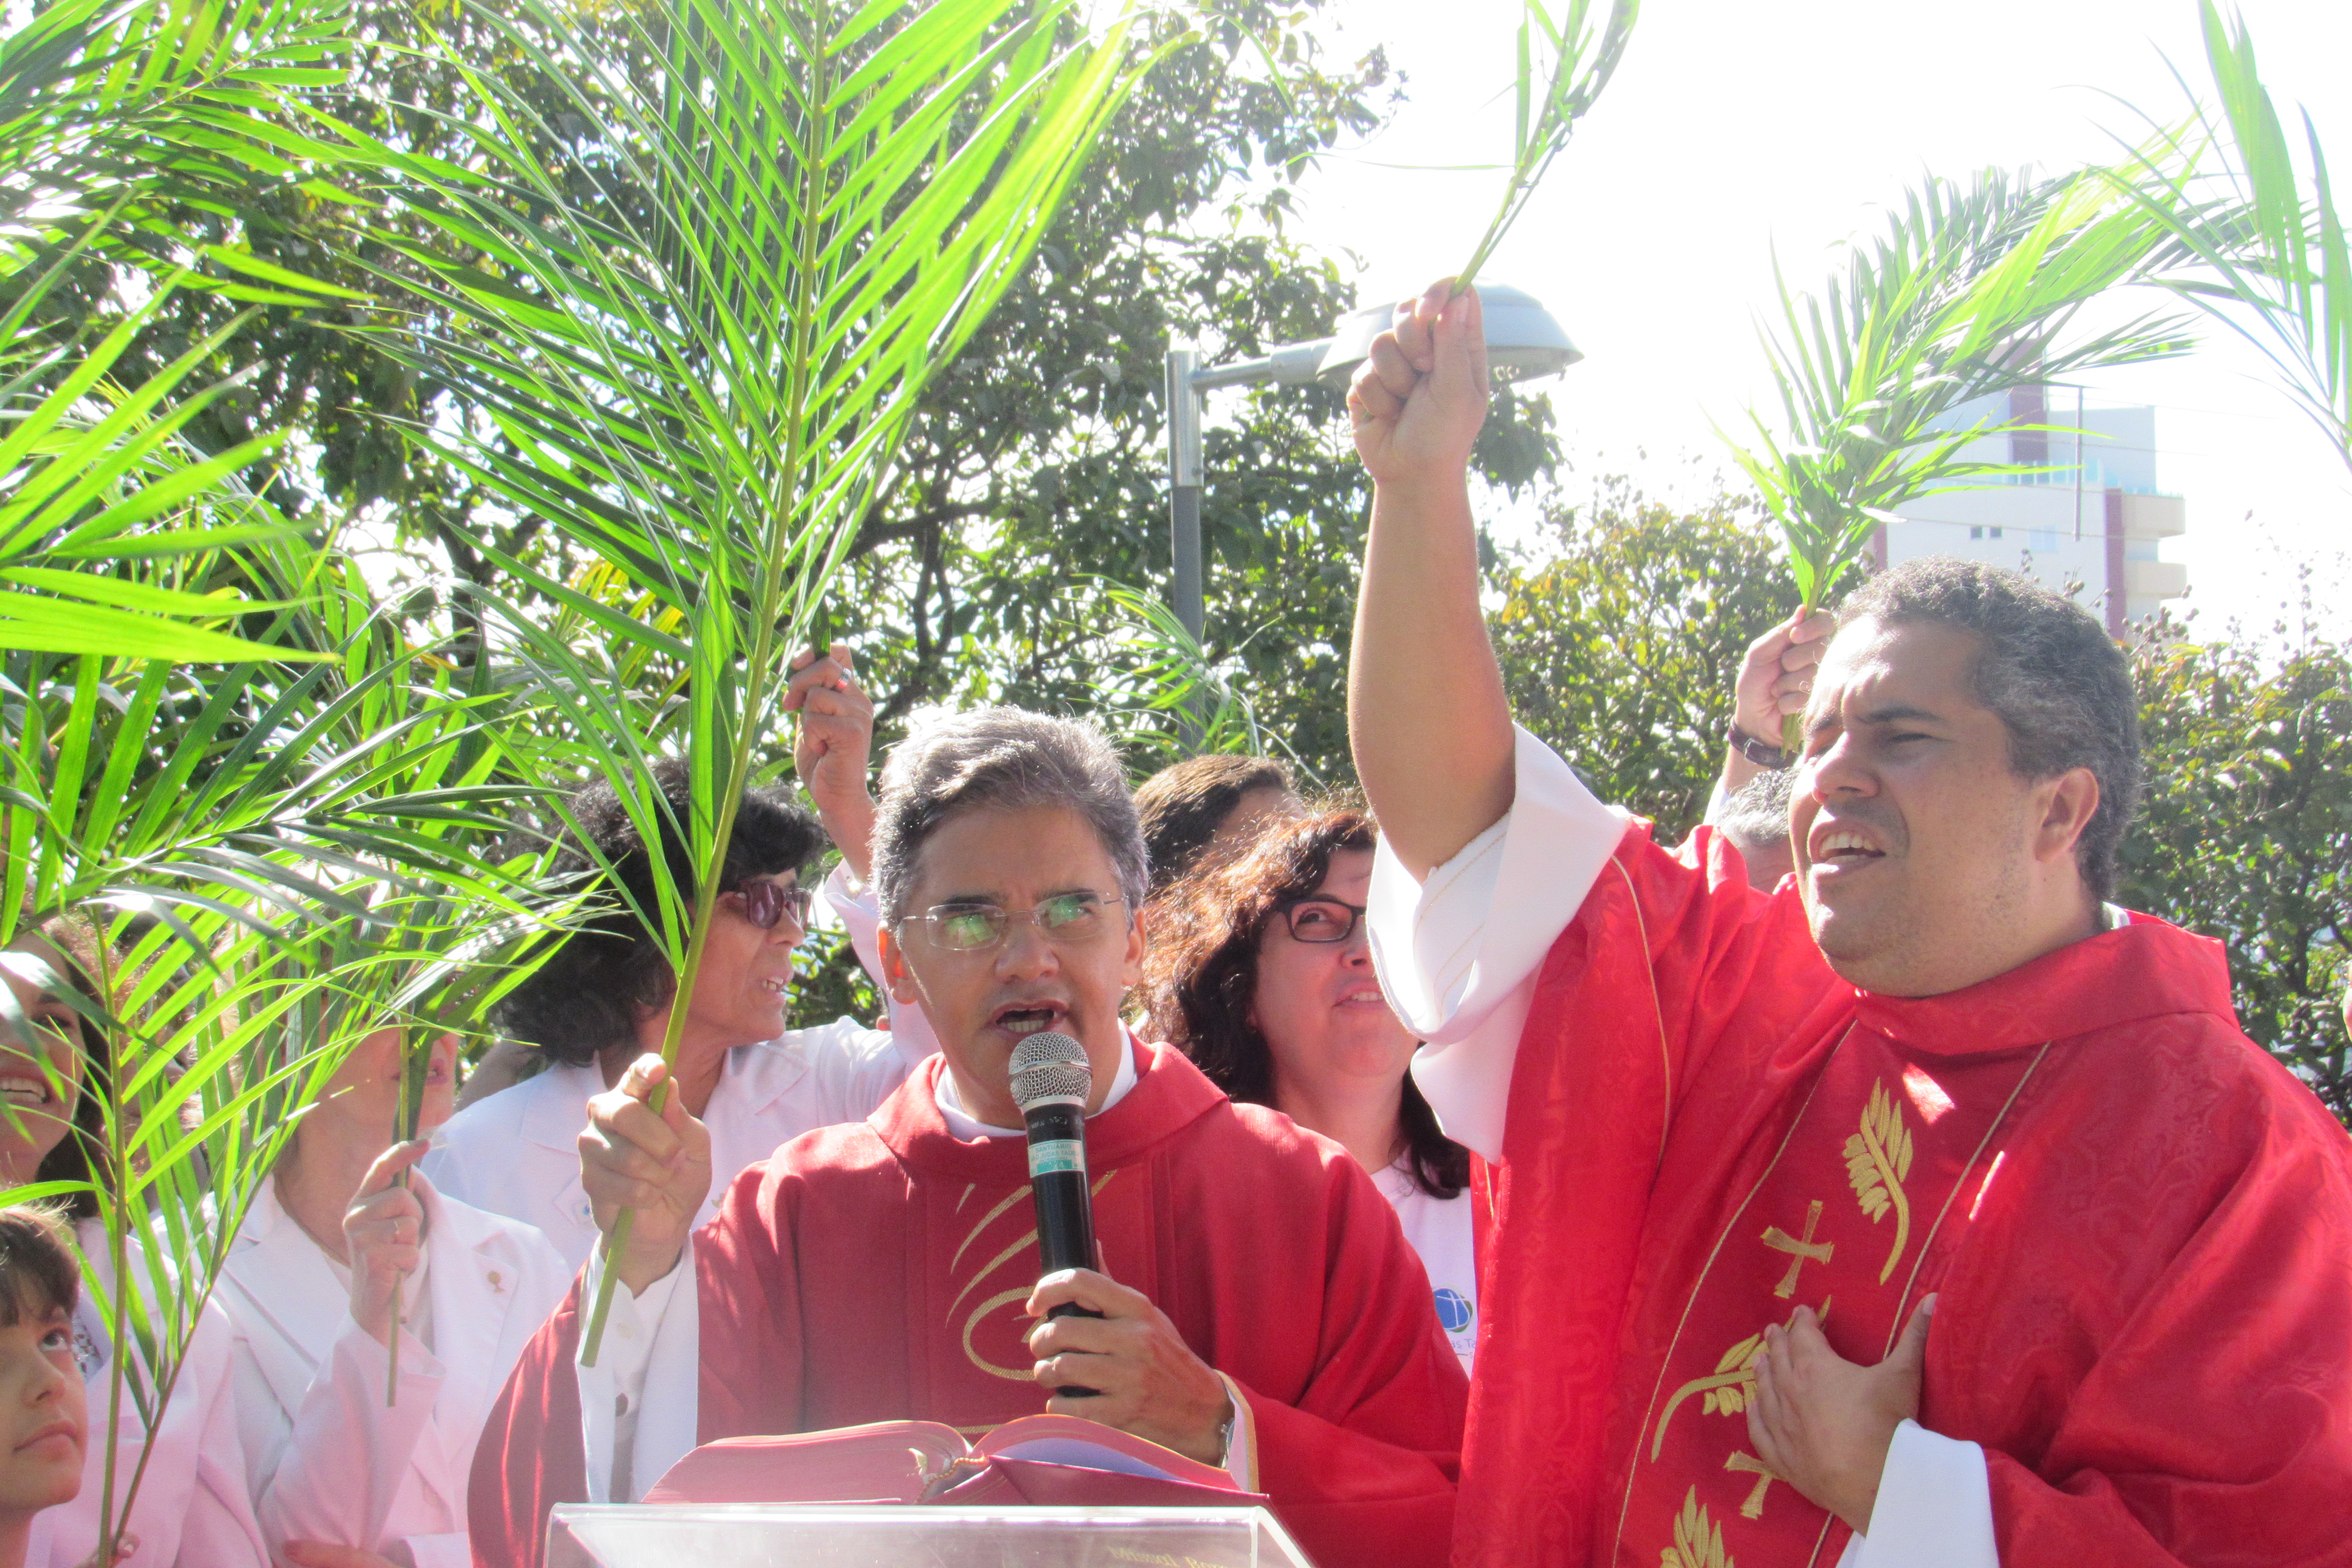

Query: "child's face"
left=0, top=1302, right=84, bottom=1515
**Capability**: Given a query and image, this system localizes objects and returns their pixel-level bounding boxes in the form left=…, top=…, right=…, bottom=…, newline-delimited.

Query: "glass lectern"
left=546, top=1503, right=1319, bottom=1567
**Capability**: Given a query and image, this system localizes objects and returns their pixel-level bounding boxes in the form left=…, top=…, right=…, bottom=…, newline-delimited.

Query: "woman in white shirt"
left=1140, top=807, right=1483, bottom=1371
left=217, top=1023, right=572, bottom=1568
left=426, top=652, right=928, bottom=1265
left=0, top=921, right=267, bottom=1568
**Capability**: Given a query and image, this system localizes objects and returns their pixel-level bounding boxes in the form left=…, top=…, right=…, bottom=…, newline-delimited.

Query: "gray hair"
left=1712, top=767, right=1795, bottom=860
left=1839, top=557, right=2141, bottom=902
left=873, top=707, right=1149, bottom=925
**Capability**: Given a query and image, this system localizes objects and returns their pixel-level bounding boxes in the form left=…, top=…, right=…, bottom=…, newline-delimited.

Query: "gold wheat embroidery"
left=1844, top=1080, right=1916, bottom=1282
left=1651, top=1333, right=1762, bottom=1459
left=1660, top=1487, right=1734, bottom=1568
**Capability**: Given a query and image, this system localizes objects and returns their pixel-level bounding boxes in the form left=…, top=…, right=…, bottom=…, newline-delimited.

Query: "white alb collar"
left=935, top=1031, right=1140, bottom=1140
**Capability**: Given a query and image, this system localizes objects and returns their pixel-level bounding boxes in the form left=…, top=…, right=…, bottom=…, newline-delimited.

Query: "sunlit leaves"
left=2112, top=0, right=2349, bottom=471
left=1087, top=579, right=1315, bottom=779
left=1726, top=165, right=2193, bottom=616
left=1455, top=0, right=1638, bottom=293
left=319, top=0, right=1161, bottom=1355
left=2122, top=624, right=2351, bottom=1121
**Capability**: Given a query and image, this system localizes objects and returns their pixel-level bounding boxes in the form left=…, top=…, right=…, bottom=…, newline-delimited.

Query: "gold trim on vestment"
left=1874, top=1042, right=2052, bottom=1355
left=1611, top=1025, right=1852, bottom=1559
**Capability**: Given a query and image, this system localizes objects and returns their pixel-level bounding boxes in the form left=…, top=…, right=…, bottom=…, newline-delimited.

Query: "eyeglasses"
left=904, top=891, right=1128, bottom=952
left=728, top=881, right=814, bottom=932
left=1274, top=895, right=1366, bottom=944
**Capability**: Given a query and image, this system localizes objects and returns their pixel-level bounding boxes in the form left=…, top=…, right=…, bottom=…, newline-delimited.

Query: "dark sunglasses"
left=731, top=881, right=814, bottom=931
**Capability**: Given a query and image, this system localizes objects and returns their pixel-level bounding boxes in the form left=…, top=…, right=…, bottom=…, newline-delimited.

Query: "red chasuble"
left=471, top=1042, right=1466, bottom=1568
left=1456, top=822, right=2352, bottom=1568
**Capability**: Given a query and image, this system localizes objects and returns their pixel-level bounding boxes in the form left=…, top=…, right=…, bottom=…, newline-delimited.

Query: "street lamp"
left=1164, top=282, right=1582, bottom=642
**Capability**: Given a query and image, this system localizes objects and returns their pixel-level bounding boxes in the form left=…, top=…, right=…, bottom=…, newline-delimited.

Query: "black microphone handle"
left=1035, top=1171, right=1098, bottom=1277
left=1024, top=1102, right=1102, bottom=1395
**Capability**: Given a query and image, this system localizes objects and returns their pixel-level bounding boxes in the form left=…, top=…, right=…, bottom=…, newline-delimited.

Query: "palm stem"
left=580, top=4, right=830, bottom=1367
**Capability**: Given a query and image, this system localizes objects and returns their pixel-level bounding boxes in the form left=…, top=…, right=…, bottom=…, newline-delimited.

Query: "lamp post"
left=1163, top=283, right=1581, bottom=644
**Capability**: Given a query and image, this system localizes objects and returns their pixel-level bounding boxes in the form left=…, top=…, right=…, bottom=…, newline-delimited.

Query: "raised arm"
left=1346, top=281, right=1513, bottom=878
left=783, top=643, right=877, bottom=886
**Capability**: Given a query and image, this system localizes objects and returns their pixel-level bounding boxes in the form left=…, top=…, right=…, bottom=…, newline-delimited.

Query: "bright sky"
left=1278, top=0, right=2352, bottom=645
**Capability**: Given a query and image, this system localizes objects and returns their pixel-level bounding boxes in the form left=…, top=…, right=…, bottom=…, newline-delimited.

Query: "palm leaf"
left=1456, top=0, right=1639, bottom=292
left=1088, top=578, right=1316, bottom=780
left=0, top=563, right=564, bottom=1551
left=2106, top=1, right=2349, bottom=470
left=303, top=0, right=1165, bottom=1358
left=1723, top=164, right=2194, bottom=645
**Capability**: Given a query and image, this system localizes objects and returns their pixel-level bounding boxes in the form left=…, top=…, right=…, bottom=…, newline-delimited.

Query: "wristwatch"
left=1728, top=718, right=1793, bottom=771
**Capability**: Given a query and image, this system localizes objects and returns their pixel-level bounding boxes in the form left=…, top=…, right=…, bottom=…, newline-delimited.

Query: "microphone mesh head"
left=1010, top=1031, right=1091, bottom=1113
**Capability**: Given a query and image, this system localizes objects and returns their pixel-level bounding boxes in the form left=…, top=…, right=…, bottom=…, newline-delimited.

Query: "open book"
left=642, top=1413, right=1266, bottom=1509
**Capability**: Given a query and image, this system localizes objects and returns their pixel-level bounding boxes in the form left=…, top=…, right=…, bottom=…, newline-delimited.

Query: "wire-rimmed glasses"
left=904, top=891, right=1128, bottom=952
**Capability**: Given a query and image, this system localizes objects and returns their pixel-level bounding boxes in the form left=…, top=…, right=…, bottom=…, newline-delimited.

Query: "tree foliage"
left=1488, top=482, right=1798, bottom=840
left=2123, top=626, right=2351, bottom=1121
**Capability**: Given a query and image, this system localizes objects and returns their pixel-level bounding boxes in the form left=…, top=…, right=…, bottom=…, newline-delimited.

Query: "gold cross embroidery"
left=1760, top=1199, right=1833, bottom=1298
left=1723, top=1451, right=1779, bottom=1520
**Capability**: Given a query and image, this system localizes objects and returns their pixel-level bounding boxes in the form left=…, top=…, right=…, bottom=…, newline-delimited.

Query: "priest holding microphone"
left=469, top=707, right=1467, bottom=1568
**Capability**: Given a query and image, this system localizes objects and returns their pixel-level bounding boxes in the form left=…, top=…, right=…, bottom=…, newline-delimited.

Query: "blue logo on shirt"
left=1433, top=1287, right=1474, bottom=1335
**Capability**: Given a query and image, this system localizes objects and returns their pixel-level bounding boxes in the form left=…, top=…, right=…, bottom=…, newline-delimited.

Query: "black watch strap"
left=1728, top=719, right=1793, bottom=771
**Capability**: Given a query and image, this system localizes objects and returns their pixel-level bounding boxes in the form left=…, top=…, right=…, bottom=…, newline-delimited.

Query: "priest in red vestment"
left=1341, top=280, right=2352, bottom=1568
left=469, top=708, right=1467, bottom=1568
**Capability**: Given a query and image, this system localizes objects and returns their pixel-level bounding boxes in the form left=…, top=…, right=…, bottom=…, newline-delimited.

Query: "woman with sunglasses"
left=425, top=651, right=926, bottom=1269
left=1142, top=807, right=1483, bottom=1371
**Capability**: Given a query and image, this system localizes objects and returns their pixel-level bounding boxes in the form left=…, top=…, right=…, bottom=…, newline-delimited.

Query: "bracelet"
left=1728, top=718, right=1793, bottom=771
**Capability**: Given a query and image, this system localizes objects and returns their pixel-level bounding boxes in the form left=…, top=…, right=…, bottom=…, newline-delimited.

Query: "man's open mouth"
left=990, top=1002, right=1066, bottom=1038
left=1812, top=829, right=1886, bottom=864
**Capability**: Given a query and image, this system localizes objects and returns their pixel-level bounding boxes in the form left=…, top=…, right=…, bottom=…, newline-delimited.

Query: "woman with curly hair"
left=1141, top=807, right=1482, bottom=1370
left=424, top=650, right=927, bottom=1267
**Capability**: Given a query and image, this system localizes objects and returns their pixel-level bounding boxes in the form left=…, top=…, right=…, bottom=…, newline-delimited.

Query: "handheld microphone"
left=1009, top=1030, right=1101, bottom=1398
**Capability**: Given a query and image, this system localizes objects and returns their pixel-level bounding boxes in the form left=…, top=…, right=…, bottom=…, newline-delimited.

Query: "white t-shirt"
left=1371, top=1163, right=1477, bottom=1373
left=31, top=1221, right=269, bottom=1568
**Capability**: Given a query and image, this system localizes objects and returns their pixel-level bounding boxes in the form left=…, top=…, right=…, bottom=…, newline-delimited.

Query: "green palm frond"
left=0, top=491, right=569, bottom=1544
left=0, top=281, right=349, bottom=662
left=306, top=0, right=1166, bottom=1356
left=0, top=0, right=358, bottom=254
left=0, top=619, right=558, bottom=1545
left=1456, top=0, right=1638, bottom=292
left=2110, top=1, right=2348, bottom=469
left=0, top=0, right=373, bottom=664
left=1089, top=579, right=1313, bottom=780
left=1725, top=164, right=2194, bottom=615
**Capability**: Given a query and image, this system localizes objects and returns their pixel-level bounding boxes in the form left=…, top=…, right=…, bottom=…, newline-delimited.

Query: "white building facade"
left=1876, top=386, right=2188, bottom=633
